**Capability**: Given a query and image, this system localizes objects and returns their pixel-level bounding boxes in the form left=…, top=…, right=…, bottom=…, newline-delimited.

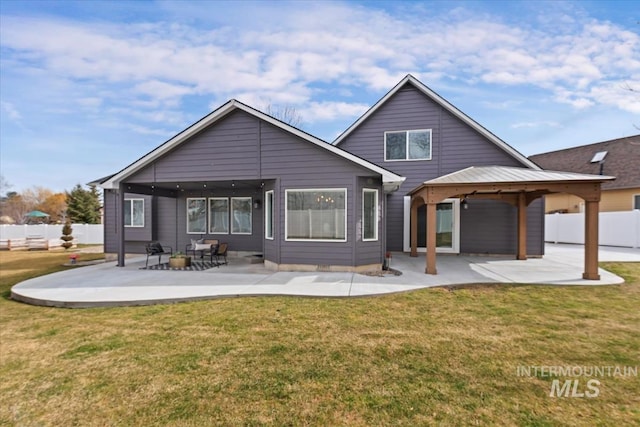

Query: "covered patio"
left=408, top=166, right=615, bottom=279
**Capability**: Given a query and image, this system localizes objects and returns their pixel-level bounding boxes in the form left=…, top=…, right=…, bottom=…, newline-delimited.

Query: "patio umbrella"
left=25, top=210, right=50, bottom=218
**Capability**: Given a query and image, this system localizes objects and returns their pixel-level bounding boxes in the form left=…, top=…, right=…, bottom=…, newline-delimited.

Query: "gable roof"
left=332, top=74, right=540, bottom=170
left=412, top=166, right=614, bottom=189
left=408, top=166, right=616, bottom=199
left=529, top=135, right=640, bottom=190
left=100, top=99, right=405, bottom=192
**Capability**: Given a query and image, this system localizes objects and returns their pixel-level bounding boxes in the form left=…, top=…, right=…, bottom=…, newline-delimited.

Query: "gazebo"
left=408, top=166, right=615, bottom=280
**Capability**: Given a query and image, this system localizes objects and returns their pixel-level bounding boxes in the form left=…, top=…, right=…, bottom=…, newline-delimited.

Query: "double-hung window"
left=209, top=198, right=229, bottom=234
left=265, top=190, right=274, bottom=240
left=362, top=189, right=378, bottom=241
left=124, top=199, right=144, bottom=227
left=187, top=198, right=207, bottom=234
left=286, top=189, right=346, bottom=241
left=385, top=129, right=432, bottom=161
left=231, top=197, right=252, bottom=234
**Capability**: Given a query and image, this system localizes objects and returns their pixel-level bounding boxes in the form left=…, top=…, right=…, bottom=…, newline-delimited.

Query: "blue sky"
left=1, top=0, right=638, bottom=193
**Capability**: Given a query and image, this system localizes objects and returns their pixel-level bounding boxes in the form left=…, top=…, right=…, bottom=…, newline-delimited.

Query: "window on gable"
left=124, top=199, right=144, bottom=227
left=385, top=129, right=432, bottom=161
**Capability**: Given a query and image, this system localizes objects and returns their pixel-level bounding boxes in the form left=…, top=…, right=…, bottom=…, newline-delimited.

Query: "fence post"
left=635, top=210, right=640, bottom=249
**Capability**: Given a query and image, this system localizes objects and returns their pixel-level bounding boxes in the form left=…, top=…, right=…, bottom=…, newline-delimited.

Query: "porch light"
left=461, top=197, right=469, bottom=210
left=253, top=200, right=261, bottom=210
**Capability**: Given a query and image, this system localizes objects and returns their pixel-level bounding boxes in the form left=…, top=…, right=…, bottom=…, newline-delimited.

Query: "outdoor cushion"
left=194, top=243, right=210, bottom=251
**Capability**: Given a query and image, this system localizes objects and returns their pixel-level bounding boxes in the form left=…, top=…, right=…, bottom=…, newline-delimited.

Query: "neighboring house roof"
left=332, top=74, right=540, bottom=170
left=529, top=135, right=640, bottom=190
left=410, top=166, right=615, bottom=191
left=100, top=99, right=405, bottom=192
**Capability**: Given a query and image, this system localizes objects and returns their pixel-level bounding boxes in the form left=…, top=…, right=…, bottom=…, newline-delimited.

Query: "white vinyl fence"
left=0, top=224, right=104, bottom=245
left=545, top=210, right=640, bottom=248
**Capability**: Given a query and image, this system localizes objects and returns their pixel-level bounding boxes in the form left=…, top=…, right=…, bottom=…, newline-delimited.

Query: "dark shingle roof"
left=529, top=135, right=640, bottom=190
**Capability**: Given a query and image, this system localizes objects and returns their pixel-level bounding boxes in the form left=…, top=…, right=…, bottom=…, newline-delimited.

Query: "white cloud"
left=511, top=121, right=561, bottom=129
left=301, top=101, right=370, bottom=122
left=1, top=101, right=22, bottom=120
left=0, top=1, right=638, bottom=137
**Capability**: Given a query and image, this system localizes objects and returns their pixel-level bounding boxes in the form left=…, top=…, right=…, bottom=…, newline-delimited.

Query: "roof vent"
left=590, top=151, right=607, bottom=163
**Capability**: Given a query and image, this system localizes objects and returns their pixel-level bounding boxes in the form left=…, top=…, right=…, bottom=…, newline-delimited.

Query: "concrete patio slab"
left=10, top=244, right=639, bottom=308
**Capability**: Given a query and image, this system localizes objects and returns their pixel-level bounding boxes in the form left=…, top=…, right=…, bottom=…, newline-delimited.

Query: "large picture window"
left=187, top=198, right=207, bottom=234
left=362, top=189, right=378, bottom=241
left=286, top=189, right=346, bottom=241
left=124, top=199, right=144, bottom=227
left=385, top=129, right=432, bottom=161
left=265, top=190, right=274, bottom=240
left=231, top=197, right=252, bottom=234
left=209, top=198, right=229, bottom=234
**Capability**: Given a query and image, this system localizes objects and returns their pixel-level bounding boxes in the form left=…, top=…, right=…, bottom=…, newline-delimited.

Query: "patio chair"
left=145, top=242, right=173, bottom=268
left=215, top=242, right=228, bottom=265
left=186, top=239, right=219, bottom=259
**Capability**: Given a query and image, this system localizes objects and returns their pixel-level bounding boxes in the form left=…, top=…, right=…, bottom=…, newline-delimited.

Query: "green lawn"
left=1, top=251, right=638, bottom=426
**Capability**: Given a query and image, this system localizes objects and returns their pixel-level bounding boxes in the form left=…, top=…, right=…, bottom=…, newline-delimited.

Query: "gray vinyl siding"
left=460, top=199, right=544, bottom=255
left=355, top=176, right=384, bottom=265
left=263, top=181, right=279, bottom=265
left=107, top=110, right=383, bottom=266
left=104, top=190, right=153, bottom=254
left=260, top=121, right=378, bottom=267
left=338, top=84, right=543, bottom=255
left=155, top=196, right=178, bottom=251
left=128, top=110, right=261, bottom=184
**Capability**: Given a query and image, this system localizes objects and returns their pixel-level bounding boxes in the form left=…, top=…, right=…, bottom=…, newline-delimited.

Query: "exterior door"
left=403, top=197, right=460, bottom=253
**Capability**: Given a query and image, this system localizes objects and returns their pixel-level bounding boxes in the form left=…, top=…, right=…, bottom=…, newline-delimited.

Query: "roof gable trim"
left=332, top=74, right=540, bottom=170
left=101, top=100, right=405, bottom=190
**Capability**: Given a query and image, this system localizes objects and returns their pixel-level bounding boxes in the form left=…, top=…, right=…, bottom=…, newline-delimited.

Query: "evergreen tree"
left=66, top=184, right=101, bottom=224
left=61, top=219, right=73, bottom=250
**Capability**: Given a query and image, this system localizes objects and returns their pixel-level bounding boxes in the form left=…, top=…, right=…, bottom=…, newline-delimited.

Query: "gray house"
left=334, top=75, right=545, bottom=257
left=99, top=99, right=405, bottom=272
left=98, top=75, right=553, bottom=273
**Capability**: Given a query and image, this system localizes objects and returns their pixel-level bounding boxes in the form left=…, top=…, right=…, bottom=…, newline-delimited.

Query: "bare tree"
left=261, top=104, right=303, bottom=128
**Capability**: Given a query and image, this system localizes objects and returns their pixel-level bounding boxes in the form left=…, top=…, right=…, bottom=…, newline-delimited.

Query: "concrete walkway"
left=11, top=244, right=640, bottom=308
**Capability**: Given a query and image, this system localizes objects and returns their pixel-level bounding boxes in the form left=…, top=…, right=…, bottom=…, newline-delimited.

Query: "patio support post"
left=117, top=184, right=125, bottom=267
left=426, top=202, right=437, bottom=274
left=517, top=192, right=527, bottom=260
left=583, top=200, right=600, bottom=280
left=410, top=200, right=418, bottom=257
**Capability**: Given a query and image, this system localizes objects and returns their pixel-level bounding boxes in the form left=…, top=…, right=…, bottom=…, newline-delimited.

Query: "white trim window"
left=385, top=129, right=432, bottom=161
left=265, top=190, right=274, bottom=240
left=187, top=198, right=207, bottom=234
left=209, top=198, right=229, bottom=234
left=124, top=198, right=144, bottom=227
left=285, top=189, right=347, bottom=242
left=634, top=194, right=640, bottom=210
left=231, top=197, right=252, bottom=235
left=362, top=189, right=378, bottom=241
